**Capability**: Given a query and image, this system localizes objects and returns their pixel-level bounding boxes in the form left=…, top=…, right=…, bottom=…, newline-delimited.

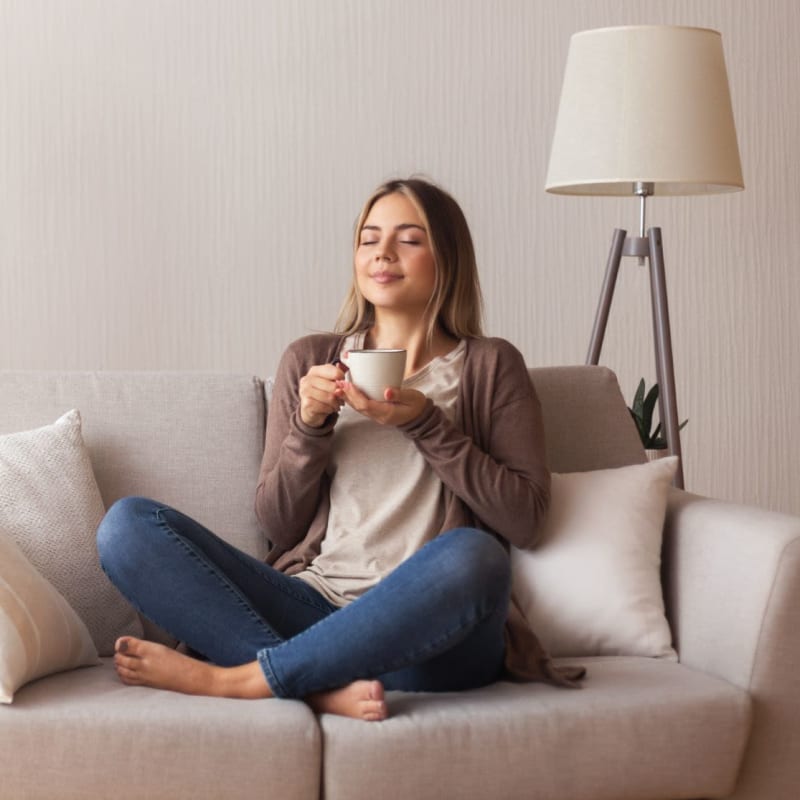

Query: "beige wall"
left=2, top=0, right=798, bottom=514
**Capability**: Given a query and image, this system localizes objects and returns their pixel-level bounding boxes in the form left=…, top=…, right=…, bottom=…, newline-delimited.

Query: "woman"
left=97, top=177, right=552, bottom=722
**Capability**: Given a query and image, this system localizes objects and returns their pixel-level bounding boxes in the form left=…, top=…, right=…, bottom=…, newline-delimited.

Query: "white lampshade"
left=545, top=25, right=744, bottom=196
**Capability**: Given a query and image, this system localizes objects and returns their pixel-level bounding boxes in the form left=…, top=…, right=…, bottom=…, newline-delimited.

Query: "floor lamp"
left=545, top=25, right=744, bottom=489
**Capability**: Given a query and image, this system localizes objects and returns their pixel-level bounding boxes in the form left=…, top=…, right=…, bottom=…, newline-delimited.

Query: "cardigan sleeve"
left=254, top=336, right=340, bottom=551
left=399, top=338, right=550, bottom=549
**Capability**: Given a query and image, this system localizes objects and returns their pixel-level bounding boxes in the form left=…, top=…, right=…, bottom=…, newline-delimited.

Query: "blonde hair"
left=335, top=178, right=484, bottom=341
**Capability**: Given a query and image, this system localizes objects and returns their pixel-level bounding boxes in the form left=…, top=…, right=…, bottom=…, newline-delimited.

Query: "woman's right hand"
left=298, top=362, right=346, bottom=428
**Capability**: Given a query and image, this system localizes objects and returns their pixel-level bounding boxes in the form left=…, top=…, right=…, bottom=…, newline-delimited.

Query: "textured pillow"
left=511, top=457, right=678, bottom=658
left=0, top=529, right=98, bottom=702
left=0, top=410, right=142, bottom=655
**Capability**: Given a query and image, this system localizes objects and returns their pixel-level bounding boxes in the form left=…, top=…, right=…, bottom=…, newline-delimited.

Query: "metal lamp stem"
left=634, top=182, right=654, bottom=235
left=634, top=182, right=654, bottom=264
left=585, top=214, right=685, bottom=489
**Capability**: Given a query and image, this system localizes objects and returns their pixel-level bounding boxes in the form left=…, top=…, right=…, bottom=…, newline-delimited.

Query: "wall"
left=1, top=0, right=798, bottom=514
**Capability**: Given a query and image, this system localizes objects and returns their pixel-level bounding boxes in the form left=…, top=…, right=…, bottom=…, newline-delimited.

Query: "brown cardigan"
left=255, top=333, right=584, bottom=688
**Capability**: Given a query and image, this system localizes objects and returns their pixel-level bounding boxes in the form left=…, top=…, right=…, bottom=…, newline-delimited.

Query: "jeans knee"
left=96, top=496, right=159, bottom=567
left=440, top=528, right=511, bottom=606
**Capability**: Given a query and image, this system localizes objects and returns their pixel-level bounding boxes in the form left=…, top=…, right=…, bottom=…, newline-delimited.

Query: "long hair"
left=335, top=178, right=484, bottom=342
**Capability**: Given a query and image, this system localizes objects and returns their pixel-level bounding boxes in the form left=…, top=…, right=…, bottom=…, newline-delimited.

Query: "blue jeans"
left=96, top=497, right=511, bottom=698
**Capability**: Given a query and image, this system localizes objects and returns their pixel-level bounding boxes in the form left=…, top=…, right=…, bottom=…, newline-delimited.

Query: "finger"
left=300, top=379, right=347, bottom=426
left=307, top=363, right=346, bottom=381
left=340, top=383, right=397, bottom=425
left=302, top=369, right=348, bottom=400
left=340, top=380, right=372, bottom=409
left=301, top=397, right=340, bottom=425
left=383, top=387, right=414, bottom=404
left=306, top=391, right=344, bottom=420
left=300, top=377, right=342, bottom=411
left=303, top=382, right=340, bottom=405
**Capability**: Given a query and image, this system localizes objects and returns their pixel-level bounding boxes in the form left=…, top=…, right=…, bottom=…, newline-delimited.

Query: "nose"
left=375, top=240, right=396, bottom=262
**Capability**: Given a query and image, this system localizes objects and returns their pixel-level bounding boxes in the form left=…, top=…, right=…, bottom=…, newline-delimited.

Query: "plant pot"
left=645, top=448, right=670, bottom=462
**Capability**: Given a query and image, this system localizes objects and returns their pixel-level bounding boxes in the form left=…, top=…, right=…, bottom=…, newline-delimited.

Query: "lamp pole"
left=585, top=215, right=685, bottom=489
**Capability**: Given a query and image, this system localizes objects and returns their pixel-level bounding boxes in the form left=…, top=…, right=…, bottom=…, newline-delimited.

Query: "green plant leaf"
left=642, top=384, right=659, bottom=440
left=628, top=408, right=646, bottom=442
left=629, top=379, right=690, bottom=449
left=632, top=379, right=645, bottom=420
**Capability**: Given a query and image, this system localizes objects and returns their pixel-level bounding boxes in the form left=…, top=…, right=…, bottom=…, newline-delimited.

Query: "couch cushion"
left=0, top=410, right=143, bottom=654
left=530, top=366, right=645, bottom=473
left=0, top=659, right=320, bottom=800
left=0, top=529, right=99, bottom=703
left=320, top=657, right=751, bottom=800
left=0, top=372, right=267, bottom=560
left=512, top=458, right=678, bottom=659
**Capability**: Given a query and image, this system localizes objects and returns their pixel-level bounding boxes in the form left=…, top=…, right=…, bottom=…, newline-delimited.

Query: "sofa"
left=0, top=366, right=798, bottom=800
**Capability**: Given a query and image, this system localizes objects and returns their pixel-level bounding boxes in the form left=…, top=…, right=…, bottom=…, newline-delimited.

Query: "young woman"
left=96, top=178, right=553, bottom=722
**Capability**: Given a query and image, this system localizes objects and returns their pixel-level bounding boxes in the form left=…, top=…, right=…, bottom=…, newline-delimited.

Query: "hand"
left=299, top=362, right=346, bottom=428
left=338, top=380, right=427, bottom=427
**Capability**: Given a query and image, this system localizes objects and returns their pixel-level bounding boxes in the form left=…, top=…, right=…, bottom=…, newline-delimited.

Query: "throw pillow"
left=0, top=410, right=142, bottom=655
left=511, top=457, right=678, bottom=658
left=0, top=529, right=98, bottom=703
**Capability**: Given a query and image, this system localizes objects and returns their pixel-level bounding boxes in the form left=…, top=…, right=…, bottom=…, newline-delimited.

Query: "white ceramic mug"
left=341, top=349, right=407, bottom=401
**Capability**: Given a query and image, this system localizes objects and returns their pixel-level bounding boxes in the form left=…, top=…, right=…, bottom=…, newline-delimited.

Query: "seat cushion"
left=0, top=659, right=320, bottom=800
left=320, top=657, right=751, bottom=800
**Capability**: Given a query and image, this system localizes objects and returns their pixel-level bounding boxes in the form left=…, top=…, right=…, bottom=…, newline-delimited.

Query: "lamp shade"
left=545, top=25, right=744, bottom=196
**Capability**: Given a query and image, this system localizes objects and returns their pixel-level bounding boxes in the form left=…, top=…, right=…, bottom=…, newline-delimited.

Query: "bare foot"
left=114, top=637, right=386, bottom=720
left=113, top=637, right=222, bottom=695
left=307, top=680, right=387, bottom=722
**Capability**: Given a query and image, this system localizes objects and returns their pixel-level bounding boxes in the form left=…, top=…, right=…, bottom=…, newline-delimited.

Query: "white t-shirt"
left=295, top=333, right=466, bottom=606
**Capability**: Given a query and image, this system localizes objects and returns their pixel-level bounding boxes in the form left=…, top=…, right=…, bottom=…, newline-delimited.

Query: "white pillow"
left=512, top=457, right=678, bottom=659
left=0, top=410, right=142, bottom=655
left=0, top=529, right=98, bottom=703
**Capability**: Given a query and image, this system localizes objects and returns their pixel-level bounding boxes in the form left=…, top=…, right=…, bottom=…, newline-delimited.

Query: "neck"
left=365, top=313, right=457, bottom=376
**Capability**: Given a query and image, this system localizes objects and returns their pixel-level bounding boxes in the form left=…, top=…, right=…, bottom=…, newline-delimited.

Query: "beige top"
left=296, top=333, right=467, bottom=606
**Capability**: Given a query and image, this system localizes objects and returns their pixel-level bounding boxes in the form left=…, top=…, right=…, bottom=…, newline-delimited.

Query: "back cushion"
left=0, top=366, right=640, bottom=564
left=530, top=366, right=645, bottom=473
left=0, top=372, right=268, bottom=559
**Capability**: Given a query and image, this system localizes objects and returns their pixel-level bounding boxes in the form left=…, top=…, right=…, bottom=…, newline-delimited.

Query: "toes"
left=114, top=649, right=141, bottom=681
left=362, top=701, right=387, bottom=722
left=115, top=636, right=137, bottom=655
left=113, top=640, right=151, bottom=687
left=368, top=681, right=385, bottom=702
left=114, top=663, right=142, bottom=685
left=114, top=652, right=135, bottom=670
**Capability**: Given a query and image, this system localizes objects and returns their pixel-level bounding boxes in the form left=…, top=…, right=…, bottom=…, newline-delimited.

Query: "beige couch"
left=0, top=367, right=798, bottom=800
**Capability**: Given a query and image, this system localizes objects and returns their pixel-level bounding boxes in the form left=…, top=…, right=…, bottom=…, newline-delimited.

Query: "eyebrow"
left=361, top=223, right=427, bottom=234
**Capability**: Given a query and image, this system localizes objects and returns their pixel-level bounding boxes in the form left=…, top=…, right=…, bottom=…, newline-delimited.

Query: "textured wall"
left=1, top=0, right=798, bottom=514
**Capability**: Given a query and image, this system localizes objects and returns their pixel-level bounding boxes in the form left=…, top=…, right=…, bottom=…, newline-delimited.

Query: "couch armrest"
left=663, top=488, right=800, bottom=800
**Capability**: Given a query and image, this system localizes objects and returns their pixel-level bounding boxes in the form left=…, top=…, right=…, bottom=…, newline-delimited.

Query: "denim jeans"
left=96, top=496, right=511, bottom=698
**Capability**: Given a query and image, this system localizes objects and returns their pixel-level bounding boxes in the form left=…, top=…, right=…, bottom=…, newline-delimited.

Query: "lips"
left=371, top=272, right=403, bottom=284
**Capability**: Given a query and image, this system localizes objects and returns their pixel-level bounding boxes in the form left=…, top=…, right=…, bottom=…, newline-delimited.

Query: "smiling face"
left=354, top=192, right=438, bottom=320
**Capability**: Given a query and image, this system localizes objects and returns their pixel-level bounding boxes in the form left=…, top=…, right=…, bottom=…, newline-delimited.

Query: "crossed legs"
left=97, top=497, right=511, bottom=721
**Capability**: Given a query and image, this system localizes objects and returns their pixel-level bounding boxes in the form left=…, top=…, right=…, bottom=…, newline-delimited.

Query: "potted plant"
left=628, top=379, right=688, bottom=459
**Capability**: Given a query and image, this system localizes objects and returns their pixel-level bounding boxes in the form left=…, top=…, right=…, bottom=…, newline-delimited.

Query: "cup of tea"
left=341, top=349, right=407, bottom=401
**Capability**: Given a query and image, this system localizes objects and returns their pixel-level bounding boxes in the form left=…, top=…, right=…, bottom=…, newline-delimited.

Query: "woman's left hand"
left=337, top=380, right=427, bottom=427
